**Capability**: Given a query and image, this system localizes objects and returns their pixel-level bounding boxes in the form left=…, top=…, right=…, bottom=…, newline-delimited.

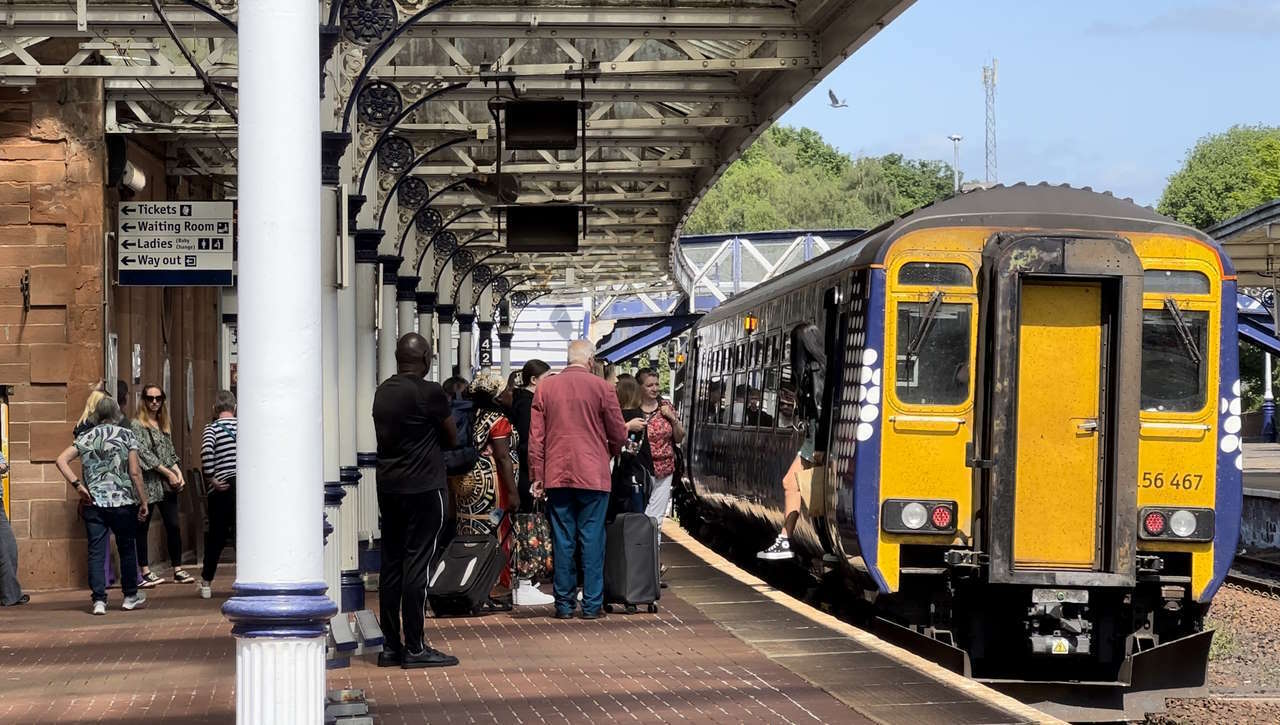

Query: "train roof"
left=698, top=183, right=1228, bottom=325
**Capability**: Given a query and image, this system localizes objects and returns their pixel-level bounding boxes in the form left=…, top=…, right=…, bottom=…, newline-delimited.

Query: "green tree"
left=1157, top=125, right=1280, bottom=229
left=685, top=125, right=954, bottom=235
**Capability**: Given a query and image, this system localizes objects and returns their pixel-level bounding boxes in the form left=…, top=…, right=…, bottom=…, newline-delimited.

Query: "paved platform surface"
left=1244, top=442, right=1280, bottom=497
left=0, top=527, right=1051, bottom=724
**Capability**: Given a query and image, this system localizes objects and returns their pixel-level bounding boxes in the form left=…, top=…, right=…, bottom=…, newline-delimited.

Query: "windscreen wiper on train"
left=905, top=291, right=945, bottom=363
left=1163, top=297, right=1202, bottom=365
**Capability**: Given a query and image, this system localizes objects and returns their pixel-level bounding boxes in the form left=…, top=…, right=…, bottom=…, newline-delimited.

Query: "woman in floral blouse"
left=55, top=397, right=150, bottom=614
left=131, top=384, right=191, bottom=586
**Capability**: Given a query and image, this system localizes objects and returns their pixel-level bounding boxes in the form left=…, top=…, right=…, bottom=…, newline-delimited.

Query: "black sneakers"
left=376, top=649, right=402, bottom=668
left=757, top=534, right=794, bottom=560
left=402, top=647, right=460, bottom=669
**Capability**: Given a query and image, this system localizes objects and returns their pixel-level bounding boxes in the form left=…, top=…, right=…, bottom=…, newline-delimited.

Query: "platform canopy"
left=1212, top=198, right=1280, bottom=288
left=0, top=0, right=913, bottom=297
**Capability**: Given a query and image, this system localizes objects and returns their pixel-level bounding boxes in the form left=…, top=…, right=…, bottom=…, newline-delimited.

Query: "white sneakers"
left=512, top=579, right=555, bottom=606
left=199, top=581, right=212, bottom=599
left=122, top=593, right=147, bottom=611
left=757, top=534, right=794, bottom=560
left=91, top=601, right=106, bottom=616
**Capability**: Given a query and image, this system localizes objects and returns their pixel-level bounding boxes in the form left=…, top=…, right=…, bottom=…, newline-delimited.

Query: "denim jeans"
left=84, top=505, right=140, bottom=603
left=547, top=488, right=608, bottom=615
left=0, top=491, right=23, bottom=605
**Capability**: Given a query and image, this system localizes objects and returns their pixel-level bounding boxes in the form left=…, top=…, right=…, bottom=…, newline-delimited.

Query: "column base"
left=235, top=636, right=328, bottom=723
left=340, top=570, right=365, bottom=611
left=358, top=540, right=381, bottom=579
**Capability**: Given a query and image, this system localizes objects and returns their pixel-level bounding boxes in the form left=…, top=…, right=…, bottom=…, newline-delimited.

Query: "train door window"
left=1140, top=306, right=1208, bottom=412
left=895, top=301, right=972, bottom=405
left=776, top=334, right=796, bottom=428
left=759, top=333, right=779, bottom=426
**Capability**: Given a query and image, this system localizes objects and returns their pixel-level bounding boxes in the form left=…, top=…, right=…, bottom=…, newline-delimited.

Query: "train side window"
left=898, top=262, right=972, bottom=288
left=1144, top=269, right=1209, bottom=295
left=760, top=361, right=780, bottom=425
left=730, top=373, right=747, bottom=425
left=776, top=336, right=795, bottom=428
left=1141, top=308, right=1208, bottom=412
left=895, top=302, right=972, bottom=406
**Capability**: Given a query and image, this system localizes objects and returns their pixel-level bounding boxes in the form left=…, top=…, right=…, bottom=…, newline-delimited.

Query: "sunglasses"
left=143, top=394, right=166, bottom=403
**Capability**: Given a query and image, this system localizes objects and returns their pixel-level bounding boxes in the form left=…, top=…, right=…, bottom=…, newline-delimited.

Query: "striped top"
left=201, top=416, right=238, bottom=485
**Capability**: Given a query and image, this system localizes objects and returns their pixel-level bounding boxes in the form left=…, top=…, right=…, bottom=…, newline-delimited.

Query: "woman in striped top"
left=198, top=391, right=237, bottom=599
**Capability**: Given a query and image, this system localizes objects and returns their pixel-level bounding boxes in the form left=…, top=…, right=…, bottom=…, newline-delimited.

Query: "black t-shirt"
left=372, top=374, right=452, bottom=495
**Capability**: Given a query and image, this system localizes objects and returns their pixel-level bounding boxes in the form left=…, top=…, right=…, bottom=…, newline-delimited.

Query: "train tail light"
left=882, top=499, right=958, bottom=534
left=1138, top=507, right=1214, bottom=542
left=1143, top=511, right=1167, bottom=537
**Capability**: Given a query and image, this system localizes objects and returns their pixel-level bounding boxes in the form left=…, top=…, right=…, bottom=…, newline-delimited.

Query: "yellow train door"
left=1013, top=282, right=1104, bottom=570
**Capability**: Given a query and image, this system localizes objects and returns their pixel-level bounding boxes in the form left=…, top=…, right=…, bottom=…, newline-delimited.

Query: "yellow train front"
left=680, top=184, right=1240, bottom=713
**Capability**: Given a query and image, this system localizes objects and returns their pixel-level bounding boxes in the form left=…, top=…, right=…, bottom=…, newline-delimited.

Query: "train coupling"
left=1027, top=588, right=1092, bottom=656
left=943, top=549, right=987, bottom=570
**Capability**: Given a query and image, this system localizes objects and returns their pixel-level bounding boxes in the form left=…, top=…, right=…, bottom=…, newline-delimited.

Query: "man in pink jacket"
left=530, top=340, right=629, bottom=619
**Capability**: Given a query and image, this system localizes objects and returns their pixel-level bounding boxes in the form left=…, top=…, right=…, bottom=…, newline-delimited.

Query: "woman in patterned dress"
left=132, top=384, right=191, bottom=587
left=450, top=370, right=521, bottom=608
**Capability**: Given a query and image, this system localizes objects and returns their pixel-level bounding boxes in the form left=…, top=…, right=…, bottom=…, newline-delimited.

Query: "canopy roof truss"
left=0, top=0, right=913, bottom=295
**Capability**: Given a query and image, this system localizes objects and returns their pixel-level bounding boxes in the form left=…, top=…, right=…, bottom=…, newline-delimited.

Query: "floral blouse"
left=75, top=425, right=141, bottom=508
left=130, top=420, right=180, bottom=504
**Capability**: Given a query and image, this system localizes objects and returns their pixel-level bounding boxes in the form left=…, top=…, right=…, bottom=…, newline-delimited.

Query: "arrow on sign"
left=121, top=256, right=136, bottom=266
left=121, top=222, right=136, bottom=233
left=121, top=206, right=136, bottom=216
left=121, top=239, right=135, bottom=249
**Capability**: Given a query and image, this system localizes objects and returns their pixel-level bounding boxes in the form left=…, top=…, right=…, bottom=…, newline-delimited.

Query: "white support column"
left=336, top=141, right=362, bottom=610
left=377, top=255, right=401, bottom=382
left=397, top=275, right=418, bottom=337
left=436, top=257, right=455, bottom=378
left=353, top=175, right=382, bottom=545
left=457, top=273, right=474, bottom=377
left=224, top=0, right=333, bottom=719
left=319, top=154, right=343, bottom=611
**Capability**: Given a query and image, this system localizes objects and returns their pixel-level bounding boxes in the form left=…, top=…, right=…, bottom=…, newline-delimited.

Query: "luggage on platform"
left=427, top=529, right=508, bottom=616
left=603, top=512, right=660, bottom=614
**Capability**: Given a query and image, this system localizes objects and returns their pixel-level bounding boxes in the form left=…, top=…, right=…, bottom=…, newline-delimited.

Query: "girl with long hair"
left=131, top=384, right=191, bottom=586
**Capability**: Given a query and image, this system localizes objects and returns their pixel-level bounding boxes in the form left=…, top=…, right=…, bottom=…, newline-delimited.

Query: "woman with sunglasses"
left=131, top=385, right=191, bottom=586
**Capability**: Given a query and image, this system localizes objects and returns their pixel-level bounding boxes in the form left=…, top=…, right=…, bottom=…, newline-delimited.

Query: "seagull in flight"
left=828, top=89, right=848, bottom=108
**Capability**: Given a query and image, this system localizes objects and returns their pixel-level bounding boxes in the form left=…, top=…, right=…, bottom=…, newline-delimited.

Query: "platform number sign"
left=117, top=201, right=235, bottom=286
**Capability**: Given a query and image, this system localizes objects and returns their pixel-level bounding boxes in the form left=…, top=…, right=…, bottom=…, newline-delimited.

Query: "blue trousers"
left=547, top=488, right=608, bottom=615
left=84, top=505, right=140, bottom=603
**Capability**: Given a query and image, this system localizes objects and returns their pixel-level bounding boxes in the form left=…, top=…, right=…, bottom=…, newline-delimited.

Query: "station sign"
left=116, top=201, right=235, bottom=286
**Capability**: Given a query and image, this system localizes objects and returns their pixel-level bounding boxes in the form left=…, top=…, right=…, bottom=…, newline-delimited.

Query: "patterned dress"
left=74, top=425, right=142, bottom=509
left=452, top=410, right=519, bottom=588
left=131, top=421, right=179, bottom=504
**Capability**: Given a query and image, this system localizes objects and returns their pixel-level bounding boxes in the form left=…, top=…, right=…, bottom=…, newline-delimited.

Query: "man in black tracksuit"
left=372, top=333, right=459, bottom=669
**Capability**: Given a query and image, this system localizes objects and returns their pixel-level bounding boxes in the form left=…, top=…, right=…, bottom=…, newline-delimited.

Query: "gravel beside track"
left=1146, top=577, right=1280, bottom=723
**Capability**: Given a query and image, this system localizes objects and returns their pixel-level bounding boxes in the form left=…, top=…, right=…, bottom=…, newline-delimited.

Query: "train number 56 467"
left=1141, top=472, right=1203, bottom=490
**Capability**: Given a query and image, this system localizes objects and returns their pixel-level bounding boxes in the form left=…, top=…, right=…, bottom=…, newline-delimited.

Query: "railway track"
left=1226, top=553, right=1280, bottom=597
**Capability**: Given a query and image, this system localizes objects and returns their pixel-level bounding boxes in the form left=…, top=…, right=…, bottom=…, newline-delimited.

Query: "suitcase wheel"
left=647, top=604, right=658, bottom=614
left=604, top=604, right=614, bottom=614
left=624, top=604, right=638, bottom=615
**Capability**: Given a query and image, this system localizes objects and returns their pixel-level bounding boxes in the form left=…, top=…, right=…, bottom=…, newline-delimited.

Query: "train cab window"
left=895, top=301, right=972, bottom=406
left=898, top=262, right=972, bottom=288
left=1141, top=306, right=1208, bottom=412
left=1145, top=270, right=1210, bottom=295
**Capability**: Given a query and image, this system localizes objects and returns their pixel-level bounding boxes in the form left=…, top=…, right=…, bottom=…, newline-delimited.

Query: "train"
left=674, top=183, right=1240, bottom=717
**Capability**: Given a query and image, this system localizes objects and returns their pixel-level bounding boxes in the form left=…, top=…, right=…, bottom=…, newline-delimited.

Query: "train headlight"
left=901, top=503, right=928, bottom=530
left=1170, top=510, right=1197, bottom=538
left=881, top=499, right=958, bottom=534
left=1138, top=507, right=1214, bottom=542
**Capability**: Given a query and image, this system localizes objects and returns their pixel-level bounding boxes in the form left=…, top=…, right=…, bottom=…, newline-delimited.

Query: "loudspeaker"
left=505, top=205, right=580, bottom=253
left=504, top=101, right=578, bottom=150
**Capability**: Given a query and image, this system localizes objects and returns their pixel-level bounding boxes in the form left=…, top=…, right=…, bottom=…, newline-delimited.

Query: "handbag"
left=514, top=500, right=554, bottom=582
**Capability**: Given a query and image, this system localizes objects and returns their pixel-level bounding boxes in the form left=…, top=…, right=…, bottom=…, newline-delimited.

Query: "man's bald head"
left=396, top=333, right=432, bottom=376
left=566, top=339, right=595, bottom=367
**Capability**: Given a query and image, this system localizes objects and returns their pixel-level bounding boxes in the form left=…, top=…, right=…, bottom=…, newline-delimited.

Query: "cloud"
left=1087, top=1, right=1280, bottom=36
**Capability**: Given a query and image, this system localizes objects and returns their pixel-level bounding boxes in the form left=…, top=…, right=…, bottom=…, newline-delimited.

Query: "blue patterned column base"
left=222, top=582, right=337, bottom=639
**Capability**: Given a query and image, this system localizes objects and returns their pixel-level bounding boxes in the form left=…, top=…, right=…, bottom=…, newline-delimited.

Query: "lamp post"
left=948, top=134, right=962, bottom=193
left=223, top=0, right=334, bottom=720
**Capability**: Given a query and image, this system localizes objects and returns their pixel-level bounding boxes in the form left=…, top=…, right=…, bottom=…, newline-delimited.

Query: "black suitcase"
left=603, top=513, right=660, bottom=614
left=427, top=534, right=507, bottom=616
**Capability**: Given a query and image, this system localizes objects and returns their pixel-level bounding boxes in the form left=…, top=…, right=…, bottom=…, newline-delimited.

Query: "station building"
left=0, top=77, right=225, bottom=590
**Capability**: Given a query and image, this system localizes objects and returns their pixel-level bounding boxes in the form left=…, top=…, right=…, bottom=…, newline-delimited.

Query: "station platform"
left=0, top=523, right=1055, bottom=724
left=1244, top=442, right=1280, bottom=498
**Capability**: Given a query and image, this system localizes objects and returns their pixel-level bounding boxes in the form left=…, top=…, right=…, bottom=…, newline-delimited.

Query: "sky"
left=779, top=0, right=1280, bottom=207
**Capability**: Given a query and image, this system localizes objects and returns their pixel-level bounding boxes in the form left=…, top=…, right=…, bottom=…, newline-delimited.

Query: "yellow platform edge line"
left=662, top=519, right=1068, bottom=725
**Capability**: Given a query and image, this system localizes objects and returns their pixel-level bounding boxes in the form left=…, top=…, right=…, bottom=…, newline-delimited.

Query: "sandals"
left=173, top=570, right=195, bottom=584
left=139, top=572, right=165, bottom=588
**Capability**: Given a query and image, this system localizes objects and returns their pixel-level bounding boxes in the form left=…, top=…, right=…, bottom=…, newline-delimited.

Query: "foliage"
left=1157, top=125, right=1280, bottom=230
left=684, top=125, right=957, bottom=235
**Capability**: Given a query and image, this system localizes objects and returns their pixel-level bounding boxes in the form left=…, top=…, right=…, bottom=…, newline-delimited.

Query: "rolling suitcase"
left=427, top=530, right=508, bottom=616
left=603, top=512, right=661, bottom=614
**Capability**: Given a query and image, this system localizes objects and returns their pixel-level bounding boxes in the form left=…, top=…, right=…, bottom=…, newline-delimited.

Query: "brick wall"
left=0, top=78, right=106, bottom=590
